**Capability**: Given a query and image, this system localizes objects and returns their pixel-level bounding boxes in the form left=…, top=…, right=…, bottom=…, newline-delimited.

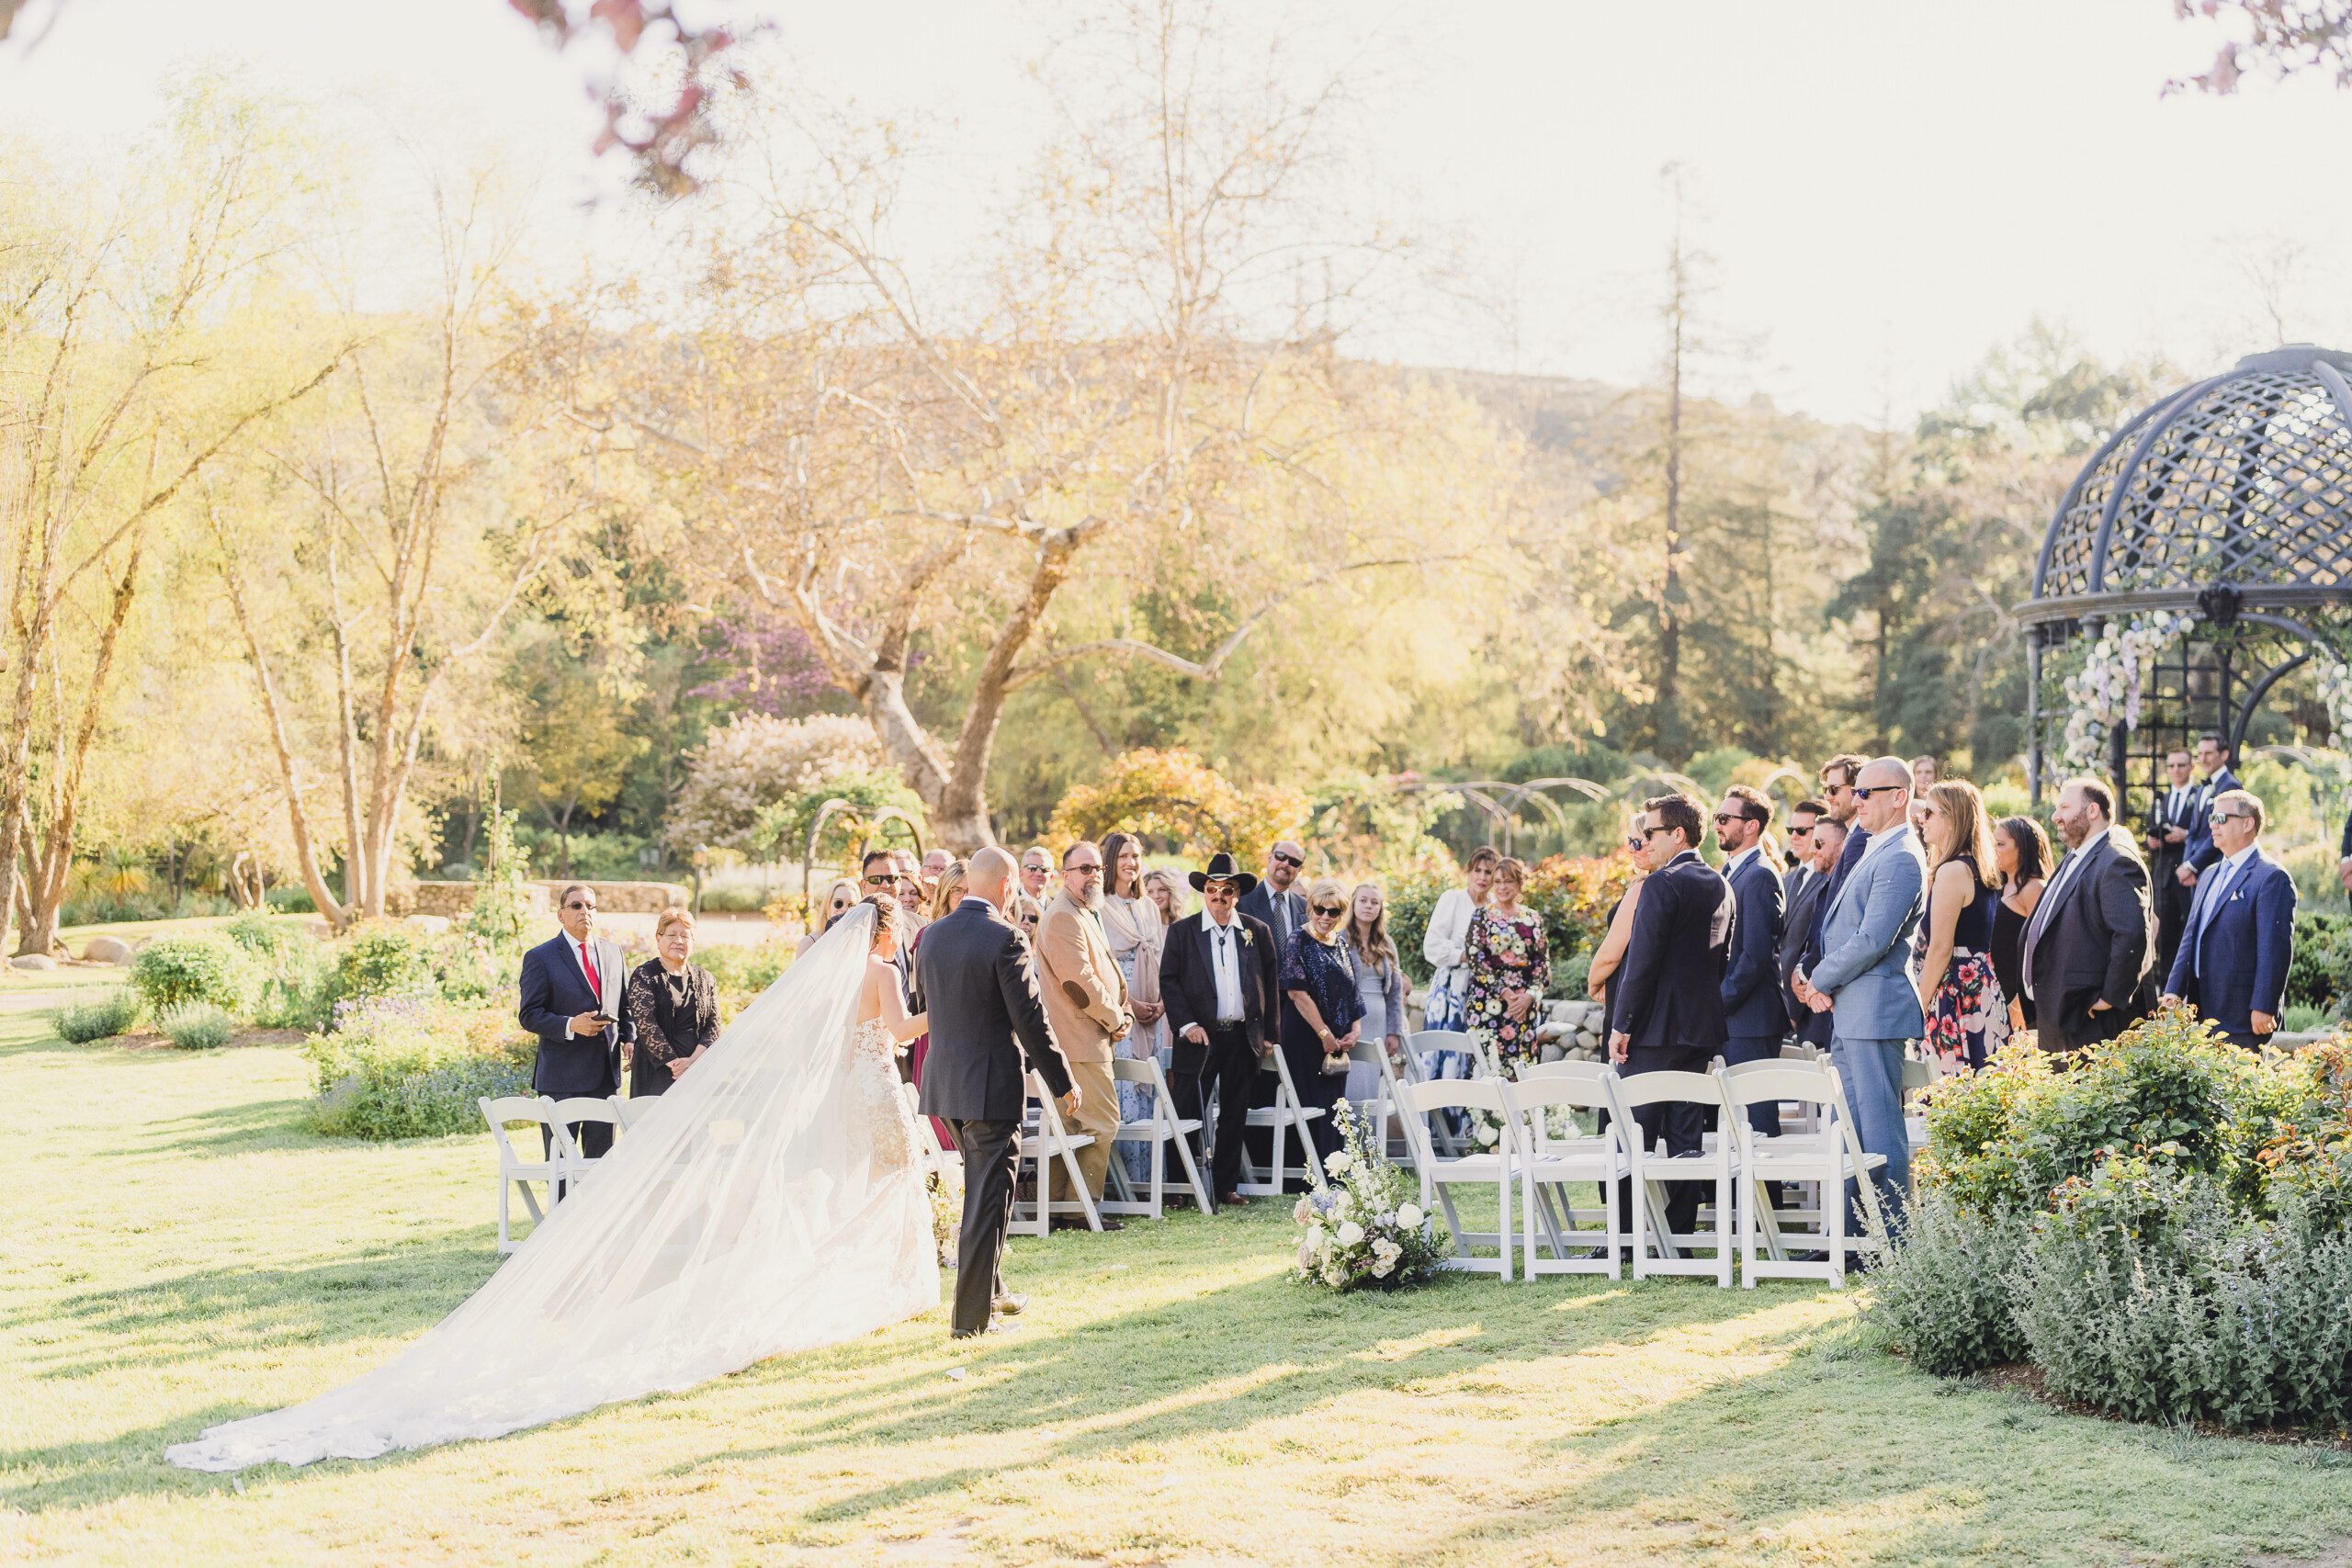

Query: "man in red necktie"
left=517, top=884, right=633, bottom=1187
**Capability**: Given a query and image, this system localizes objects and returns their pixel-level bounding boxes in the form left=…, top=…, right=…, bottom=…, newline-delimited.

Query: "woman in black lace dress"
left=624, top=907, right=720, bottom=1099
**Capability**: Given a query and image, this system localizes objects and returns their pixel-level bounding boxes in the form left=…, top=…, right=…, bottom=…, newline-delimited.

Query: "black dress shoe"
left=1220, top=1191, right=1253, bottom=1208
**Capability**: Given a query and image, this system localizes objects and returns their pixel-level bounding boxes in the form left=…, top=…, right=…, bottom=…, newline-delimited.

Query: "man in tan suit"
left=1035, top=840, right=1132, bottom=1223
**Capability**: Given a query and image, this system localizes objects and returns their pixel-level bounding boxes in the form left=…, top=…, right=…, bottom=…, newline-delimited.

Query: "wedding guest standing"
left=1420, top=847, right=1498, bottom=1032
left=1608, top=794, right=1732, bottom=1244
left=624, top=907, right=720, bottom=1098
left=1159, top=853, right=1277, bottom=1208
left=798, top=877, right=860, bottom=954
left=1277, top=877, right=1364, bottom=1165
left=2021, top=777, right=2156, bottom=1054
left=1913, top=782, right=2009, bottom=1072
left=2163, top=789, right=2296, bottom=1050
left=1035, top=840, right=1133, bottom=1220
left=1101, top=831, right=1170, bottom=1185
left=1463, top=856, right=1550, bottom=1072
left=1784, top=800, right=1825, bottom=907
left=1990, top=816, right=2049, bottom=1035
left=2179, top=734, right=2242, bottom=895
left=1793, top=758, right=1926, bottom=1229
left=1713, top=785, right=1785, bottom=1132
left=516, top=885, right=632, bottom=1193
left=1240, top=839, right=1310, bottom=953
left=1781, top=817, right=1845, bottom=1040
left=2146, top=748, right=2199, bottom=977
left=1019, top=846, right=1055, bottom=906
left=1143, top=867, right=1184, bottom=927
left=1348, top=883, right=1408, bottom=1066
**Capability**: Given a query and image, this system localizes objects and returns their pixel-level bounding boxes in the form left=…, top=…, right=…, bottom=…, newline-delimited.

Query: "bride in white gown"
left=168, top=898, right=936, bottom=1472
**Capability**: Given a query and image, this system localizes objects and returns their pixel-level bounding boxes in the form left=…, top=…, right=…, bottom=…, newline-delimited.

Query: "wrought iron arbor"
left=2020, top=344, right=2352, bottom=804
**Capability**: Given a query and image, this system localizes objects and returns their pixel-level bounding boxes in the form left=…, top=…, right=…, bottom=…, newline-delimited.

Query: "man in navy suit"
left=2163, top=789, right=2296, bottom=1050
left=516, top=883, right=633, bottom=1189
left=1713, top=784, right=1785, bottom=1138
left=2177, top=733, right=2243, bottom=894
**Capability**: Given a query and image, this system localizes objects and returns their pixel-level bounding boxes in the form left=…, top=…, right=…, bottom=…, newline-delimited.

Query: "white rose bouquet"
left=1291, top=1101, right=1447, bottom=1291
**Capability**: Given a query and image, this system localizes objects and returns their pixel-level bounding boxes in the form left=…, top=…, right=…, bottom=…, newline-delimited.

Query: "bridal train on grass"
left=167, top=906, right=937, bottom=1472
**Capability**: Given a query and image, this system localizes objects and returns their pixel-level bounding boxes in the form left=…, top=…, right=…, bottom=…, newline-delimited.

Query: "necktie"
left=2195, top=858, right=2238, bottom=976
left=579, top=941, right=602, bottom=998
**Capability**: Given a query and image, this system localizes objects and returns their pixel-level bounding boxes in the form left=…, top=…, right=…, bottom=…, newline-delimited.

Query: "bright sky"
left=5, top=0, right=2348, bottom=426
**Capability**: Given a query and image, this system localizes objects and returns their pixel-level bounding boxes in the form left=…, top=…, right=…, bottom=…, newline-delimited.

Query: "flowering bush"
left=1291, top=1102, right=1448, bottom=1290
left=1049, top=748, right=1307, bottom=869
left=305, top=1001, right=535, bottom=1140
left=2055, top=611, right=2190, bottom=778
left=665, top=714, right=888, bottom=856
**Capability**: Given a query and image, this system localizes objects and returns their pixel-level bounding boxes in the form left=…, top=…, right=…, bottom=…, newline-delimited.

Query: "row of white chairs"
left=1396, top=1055, right=1892, bottom=1287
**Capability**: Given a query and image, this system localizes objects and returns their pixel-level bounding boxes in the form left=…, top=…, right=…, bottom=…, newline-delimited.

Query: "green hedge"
left=306, top=1002, right=534, bottom=1140
left=51, top=989, right=143, bottom=1043
left=2287, top=909, right=2352, bottom=1014
left=130, top=936, right=258, bottom=1015
left=1871, top=1010, right=2352, bottom=1431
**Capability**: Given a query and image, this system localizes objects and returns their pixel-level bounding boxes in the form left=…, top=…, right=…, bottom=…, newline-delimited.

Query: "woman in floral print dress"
left=1460, top=856, right=1550, bottom=1072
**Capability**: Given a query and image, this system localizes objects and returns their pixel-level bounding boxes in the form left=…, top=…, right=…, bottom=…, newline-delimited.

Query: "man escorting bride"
left=167, top=864, right=1063, bottom=1472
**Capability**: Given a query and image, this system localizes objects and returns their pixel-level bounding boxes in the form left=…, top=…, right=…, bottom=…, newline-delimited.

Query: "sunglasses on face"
left=565, top=901, right=595, bottom=912
left=863, top=874, right=898, bottom=887
left=1624, top=836, right=1644, bottom=851
left=1204, top=882, right=1238, bottom=898
left=1069, top=864, right=1102, bottom=877
left=1271, top=852, right=1303, bottom=869
left=1850, top=785, right=1898, bottom=801
left=1713, top=811, right=1760, bottom=826
left=2210, top=810, right=2249, bottom=826
left=1311, top=903, right=1344, bottom=918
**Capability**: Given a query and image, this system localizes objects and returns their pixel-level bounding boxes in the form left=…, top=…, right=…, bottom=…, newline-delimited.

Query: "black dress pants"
left=1171, top=1024, right=1257, bottom=1201
left=946, top=1116, right=1020, bottom=1336
left=1282, top=1034, right=1346, bottom=1166
left=1610, top=1042, right=1710, bottom=1248
left=543, top=1117, right=613, bottom=1201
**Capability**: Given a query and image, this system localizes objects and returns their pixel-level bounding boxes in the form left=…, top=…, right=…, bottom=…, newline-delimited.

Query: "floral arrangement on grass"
left=1292, top=1102, right=1448, bottom=1290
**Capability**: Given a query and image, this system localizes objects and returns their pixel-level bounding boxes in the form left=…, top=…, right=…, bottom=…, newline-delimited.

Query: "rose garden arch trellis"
left=2021, top=345, right=2352, bottom=807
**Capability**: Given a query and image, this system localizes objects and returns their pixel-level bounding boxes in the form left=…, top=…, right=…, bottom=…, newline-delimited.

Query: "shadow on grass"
left=135, top=1096, right=320, bottom=1156
left=4, top=1240, right=497, bottom=1386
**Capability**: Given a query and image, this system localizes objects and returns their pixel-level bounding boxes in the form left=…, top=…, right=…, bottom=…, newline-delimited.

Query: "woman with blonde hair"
left=1914, top=779, right=2009, bottom=1071
left=797, top=878, right=861, bottom=956
left=1142, top=867, right=1183, bottom=927
left=1347, top=882, right=1406, bottom=1066
left=1277, top=875, right=1365, bottom=1164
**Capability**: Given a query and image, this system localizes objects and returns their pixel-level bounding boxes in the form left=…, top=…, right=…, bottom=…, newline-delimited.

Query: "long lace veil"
left=169, top=905, right=938, bottom=1472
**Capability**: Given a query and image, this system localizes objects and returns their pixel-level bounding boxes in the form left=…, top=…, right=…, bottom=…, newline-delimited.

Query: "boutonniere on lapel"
left=1238, top=926, right=1255, bottom=947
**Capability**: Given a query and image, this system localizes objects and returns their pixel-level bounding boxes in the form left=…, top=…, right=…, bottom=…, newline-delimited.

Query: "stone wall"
left=390, top=880, right=689, bottom=919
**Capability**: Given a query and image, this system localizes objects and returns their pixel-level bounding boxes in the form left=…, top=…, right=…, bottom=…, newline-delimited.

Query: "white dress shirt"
left=1205, top=912, right=1247, bottom=1024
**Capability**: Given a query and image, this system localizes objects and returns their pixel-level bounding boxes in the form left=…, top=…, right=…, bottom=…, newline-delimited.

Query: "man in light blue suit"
left=2163, top=788, right=2296, bottom=1051
left=1793, top=755, right=1927, bottom=1230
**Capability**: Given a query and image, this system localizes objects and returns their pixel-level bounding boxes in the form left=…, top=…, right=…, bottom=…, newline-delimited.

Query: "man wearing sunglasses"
left=516, top=883, right=634, bottom=1194
left=1607, top=793, right=1733, bottom=1247
left=2162, top=790, right=2293, bottom=1051
left=1713, top=786, right=1786, bottom=1142
left=1239, top=840, right=1309, bottom=953
left=1159, top=852, right=1280, bottom=1209
left=1798, top=754, right=1873, bottom=992
left=1035, top=840, right=1134, bottom=1222
left=1795, top=756, right=1928, bottom=1234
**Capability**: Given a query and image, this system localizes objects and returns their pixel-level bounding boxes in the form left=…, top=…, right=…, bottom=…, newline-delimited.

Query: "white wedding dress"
left=167, top=907, right=939, bottom=1472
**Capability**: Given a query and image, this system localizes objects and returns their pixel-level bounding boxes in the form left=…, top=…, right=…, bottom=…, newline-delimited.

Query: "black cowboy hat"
left=1186, top=851, right=1259, bottom=896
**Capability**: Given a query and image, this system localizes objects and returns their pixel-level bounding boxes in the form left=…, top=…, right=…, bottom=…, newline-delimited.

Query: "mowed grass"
left=7, top=1001, right=2352, bottom=1567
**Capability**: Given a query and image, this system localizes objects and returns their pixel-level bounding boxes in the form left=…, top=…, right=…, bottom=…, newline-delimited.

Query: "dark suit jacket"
left=1611, top=851, right=1732, bottom=1055
left=914, top=900, right=1072, bottom=1122
left=2024, top=832, right=2156, bottom=1049
left=517, top=933, right=631, bottom=1097
left=1803, top=824, right=1870, bottom=972
left=1159, top=910, right=1277, bottom=1051
left=2163, top=847, right=2296, bottom=1036
left=2184, top=767, right=2243, bottom=873
left=1720, top=851, right=1785, bottom=1038
left=1238, top=884, right=1308, bottom=953
left=2147, top=784, right=2198, bottom=882
left=1779, top=863, right=1832, bottom=1035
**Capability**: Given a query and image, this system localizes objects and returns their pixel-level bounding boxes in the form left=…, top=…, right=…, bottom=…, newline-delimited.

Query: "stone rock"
left=10, top=953, right=58, bottom=971
left=80, top=935, right=134, bottom=964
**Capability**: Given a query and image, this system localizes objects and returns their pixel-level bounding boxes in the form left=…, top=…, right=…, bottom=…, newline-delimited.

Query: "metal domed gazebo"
left=2020, top=344, right=2352, bottom=803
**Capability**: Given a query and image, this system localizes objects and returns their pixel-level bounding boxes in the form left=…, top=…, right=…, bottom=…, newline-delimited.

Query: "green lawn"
left=6, top=1000, right=2352, bottom=1566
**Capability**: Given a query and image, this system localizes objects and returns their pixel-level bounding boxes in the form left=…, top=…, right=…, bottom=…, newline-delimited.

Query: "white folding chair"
left=1714, top=1060, right=1885, bottom=1286
left=1013, top=1071, right=1102, bottom=1236
left=1501, top=1070, right=1626, bottom=1279
left=1345, top=1035, right=1414, bottom=1168
left=1237, top=1047, right=1326, bottom=1196
left=1602, top=1069, right=1738, bottom=1286
left=1404, top=1028, right=1475, bottom=1156
left=1395, top=1078, right=1516, bottom=1280
left=1103, top=1056, right=1213, bottom=1218
left=1901, top=1054, right=1934, bottom=1157
left=548, top=1095, right=626, bottom=1191
left=479, top=1094, right=566, bottom=1254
